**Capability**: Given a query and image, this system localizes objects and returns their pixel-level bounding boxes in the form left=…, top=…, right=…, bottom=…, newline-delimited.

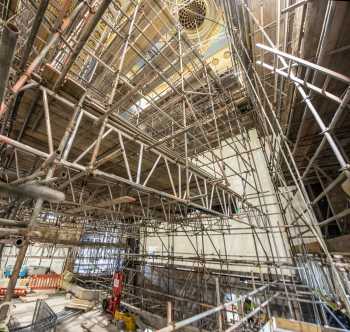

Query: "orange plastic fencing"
left=28, top=274, right=63, bottom=290
left=0, top=288, right=27, bottom=297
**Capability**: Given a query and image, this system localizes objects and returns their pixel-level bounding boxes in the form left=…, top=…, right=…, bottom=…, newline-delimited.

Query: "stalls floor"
left=10, top=294, right=115, bottom=332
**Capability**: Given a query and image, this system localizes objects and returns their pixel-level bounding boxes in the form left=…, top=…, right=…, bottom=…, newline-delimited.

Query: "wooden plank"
left=65, top=298, right=95, bottom=312
left=19, top=294, right=48, bottom=303
left=275, top=317, right=321, bottom=332
left=295, top=234, right=350, bottom=254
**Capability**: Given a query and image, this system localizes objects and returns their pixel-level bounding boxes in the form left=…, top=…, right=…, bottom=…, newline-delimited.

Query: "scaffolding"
left=0, top=0, right=349, bottom=331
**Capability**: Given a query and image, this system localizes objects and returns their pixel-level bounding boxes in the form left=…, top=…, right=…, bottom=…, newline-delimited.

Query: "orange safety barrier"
left=28, top=274, right=63, bottom=290
left=0, top=288, right=27, bottom=297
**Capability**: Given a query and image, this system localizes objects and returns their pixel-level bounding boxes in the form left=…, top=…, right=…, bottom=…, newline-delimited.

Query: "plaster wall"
left=143, top=129, right=299, bottom=275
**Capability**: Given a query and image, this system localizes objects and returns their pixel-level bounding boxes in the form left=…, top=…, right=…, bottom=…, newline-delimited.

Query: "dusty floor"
left=10, top=294, right=116, bottom=331
left=57, top=309, right=115, bottom=332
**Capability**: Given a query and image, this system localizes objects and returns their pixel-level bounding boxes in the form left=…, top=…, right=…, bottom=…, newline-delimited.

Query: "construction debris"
left=19, top=294, right=48, bottom=303
left=65, top=298, right=96, bottom=312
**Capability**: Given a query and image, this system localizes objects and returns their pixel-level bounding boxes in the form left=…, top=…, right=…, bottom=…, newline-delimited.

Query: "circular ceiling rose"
left=179, top=0, right=207, bottom=31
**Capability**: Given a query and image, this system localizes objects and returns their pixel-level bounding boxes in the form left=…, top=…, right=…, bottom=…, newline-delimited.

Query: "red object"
left=28, top=274, right=62, bottom=290
left=106, top=272, right=123, bottom=315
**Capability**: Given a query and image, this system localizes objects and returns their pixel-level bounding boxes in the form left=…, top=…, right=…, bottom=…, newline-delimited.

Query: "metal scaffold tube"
left=0, top=181, right=65, bottom=202
left=156, top=284, right=275, bottom=332
left=10, top=0, right=85, bottom=95
left=19, top=0, right=49, bottom=70
left=0, top=23, right=18, bottom=116
left=54, top=0, right=113, bottom=89
left=0, top=0, right=350, bottom=330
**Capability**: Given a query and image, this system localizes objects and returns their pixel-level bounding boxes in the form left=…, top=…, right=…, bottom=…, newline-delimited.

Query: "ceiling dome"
left=177, top=0, right=220, bottom=43
left=179, top=0, right=207, bottom=30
